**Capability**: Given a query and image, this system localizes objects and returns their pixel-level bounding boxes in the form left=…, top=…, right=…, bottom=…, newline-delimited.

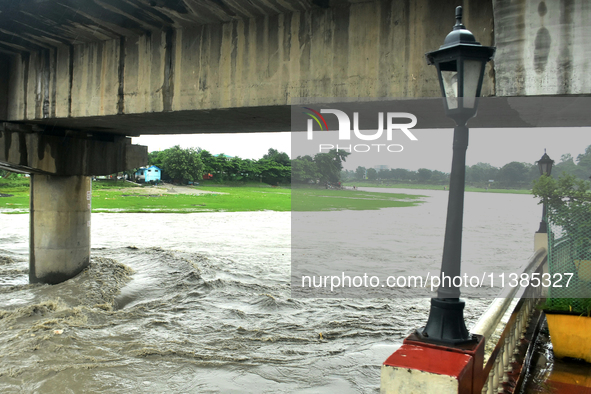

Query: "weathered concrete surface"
left=0, top=0, right=589, bottom=135
left=0, top=123, right=148, bottom=175
left=493, top=0, right=591, bottom=96
left=0, top=0, right=495, bottom=133
left=0, top=55, right=8, bottom=120
left=29, top=175, right=91, bottom=284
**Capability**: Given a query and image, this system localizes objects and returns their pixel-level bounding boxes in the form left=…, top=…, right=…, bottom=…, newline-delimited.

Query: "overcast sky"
left=133, top=127, right=590, bottom=173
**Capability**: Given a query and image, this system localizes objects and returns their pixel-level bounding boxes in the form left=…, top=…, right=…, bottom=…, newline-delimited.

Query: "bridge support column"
left=1, top=123, right=147, bottom=284
left=29, top=174, right=91, bottom=284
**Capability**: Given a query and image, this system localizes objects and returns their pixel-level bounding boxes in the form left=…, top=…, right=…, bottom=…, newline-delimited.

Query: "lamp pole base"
left=415, top=298, right=477, bottom=346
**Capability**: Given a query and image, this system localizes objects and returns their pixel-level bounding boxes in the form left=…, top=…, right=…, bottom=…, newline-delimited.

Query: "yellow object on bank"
left=574, top=260, right=591, bottom=282
left=546, top=313, right=591, bottom=363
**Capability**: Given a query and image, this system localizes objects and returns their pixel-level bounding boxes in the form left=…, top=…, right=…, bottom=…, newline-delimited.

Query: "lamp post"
left=536, top=150, right=554, bottom=233
left=418, top=6, right=495, bottom=344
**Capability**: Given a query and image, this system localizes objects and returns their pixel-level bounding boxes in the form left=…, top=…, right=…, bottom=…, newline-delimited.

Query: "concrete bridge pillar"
left=0, top=123, right=148, bottom=284
left=29, top=175, right=91, bottom=284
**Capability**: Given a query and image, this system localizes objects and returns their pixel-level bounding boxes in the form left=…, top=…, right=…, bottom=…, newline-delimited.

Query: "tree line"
left=3, top=144, right=589, bottom=189
left=145, top=146, right=291, bottom=185
left=340, top=144, right=591, bottom=189
left=143, top=146, right=351, bottom=186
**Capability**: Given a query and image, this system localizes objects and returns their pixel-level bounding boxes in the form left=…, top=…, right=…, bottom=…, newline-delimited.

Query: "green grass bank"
left=342, top=181, right=532, bottom=194
left=0, top=180, right=426, bottom=213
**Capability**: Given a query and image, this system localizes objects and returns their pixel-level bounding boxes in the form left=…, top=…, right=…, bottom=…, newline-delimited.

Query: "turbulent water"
left=0, top=189, right=542, bottom=393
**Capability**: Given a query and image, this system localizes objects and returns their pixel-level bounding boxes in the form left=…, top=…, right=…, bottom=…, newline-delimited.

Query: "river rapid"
left=0, top=188, right=541, bottom=393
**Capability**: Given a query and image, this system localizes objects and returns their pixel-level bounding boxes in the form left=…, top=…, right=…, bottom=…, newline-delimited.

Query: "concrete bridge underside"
left=0, top=0, right=590, bottom=284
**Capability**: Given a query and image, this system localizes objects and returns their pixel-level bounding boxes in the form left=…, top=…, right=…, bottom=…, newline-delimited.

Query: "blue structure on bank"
left=135, top=165, right=161, bottom=182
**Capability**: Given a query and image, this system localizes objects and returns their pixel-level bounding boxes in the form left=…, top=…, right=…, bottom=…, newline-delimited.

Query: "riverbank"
left=342, top=181, right=532, bottom=194
left=0, top=180, right=425, bottom=213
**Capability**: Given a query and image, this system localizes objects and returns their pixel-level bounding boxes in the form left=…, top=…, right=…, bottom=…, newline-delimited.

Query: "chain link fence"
left=547, top=200, right=591, bottom=314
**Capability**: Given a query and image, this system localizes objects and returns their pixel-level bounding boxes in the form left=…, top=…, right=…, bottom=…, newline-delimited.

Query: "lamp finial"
left=454, top=6, right=465, bottom=30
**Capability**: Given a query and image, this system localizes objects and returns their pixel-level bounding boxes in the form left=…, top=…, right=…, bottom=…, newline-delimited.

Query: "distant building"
left=135, top=165, right=161, bottom=182
left=374, top=165, right=389, bottom=171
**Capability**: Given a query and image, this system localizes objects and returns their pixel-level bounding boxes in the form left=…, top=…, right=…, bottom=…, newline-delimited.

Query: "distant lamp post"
left=536, top=150, right=554, bottom=233
left=418, top=6, right=495, bottom=345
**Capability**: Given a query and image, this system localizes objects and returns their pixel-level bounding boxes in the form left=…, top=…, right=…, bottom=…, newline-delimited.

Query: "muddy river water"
left=0, top=188, right=542, bottom=393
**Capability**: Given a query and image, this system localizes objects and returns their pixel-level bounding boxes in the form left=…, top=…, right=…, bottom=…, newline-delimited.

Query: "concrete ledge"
left=0, top=125, right=147, bottom=175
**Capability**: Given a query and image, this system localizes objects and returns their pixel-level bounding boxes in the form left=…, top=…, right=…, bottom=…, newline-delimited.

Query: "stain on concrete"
left=51, top=47, right=57, bottom=118
left=68, top=45, right=74, bottom=117
left=42, top=50, right=50, bottom=119
left=162, top=30, right=174, bottom=112
left=268, top=14, right=280, bottom=79
left=534, top=27, right=551, bottom=74
left=117, top=36, right=126, bottom=114
left=534, top=2, right=551, bottom=75
left=558, top=0, right=574, bottom=94
left=493, top=0, right=527, bottom=95
left=2, top=130, right=11, bottom=161
left=22, top=53, right=29, bottom=120
left=538, top=1, right=547, bottom=16
left=18, top=132, right=27, bottom=166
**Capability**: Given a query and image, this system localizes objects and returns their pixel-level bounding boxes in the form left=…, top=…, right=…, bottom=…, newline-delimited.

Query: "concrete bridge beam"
left=30, top=175, right=91, bottom=284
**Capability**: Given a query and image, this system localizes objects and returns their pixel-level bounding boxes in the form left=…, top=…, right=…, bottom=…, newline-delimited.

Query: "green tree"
left=263, top=148, right=291, bottom=167
left=314, top=149, right=350, bottom=183
left=366, top=168, right=377, bottom=181
left=390, top=168, right=415, bottom=182
left=466, top=162, right=499, bottom=185
left=533, top=173, right=591, bottom=259
left=355, top=166, right=366, bottom=180
left=148, top=151, right=166, bottom=168
left=379, top=169, right=391, bottom=179
left=213, top=153, right=229, bottom=181
left=417, top=168, right=432, bottom=183
left=576, top=145, right=591, bottom=179
left=240, top=159, right=258, bottom=181
left=431, top=170, right=449, bottom=184
left=162, top=146, right=204, bottom=183
left=340, top=169, right=355, bottom=182
left=292, top=155, right=320, bottom=183
left=533, top=173, right=591, bottom=315
left=552, top=153, right=579, bottom=179
left=199, top=150, right=216, bottom=175
left=499, top=161, right=529, bottom=187
left=257, top=158, right=291, bottom=185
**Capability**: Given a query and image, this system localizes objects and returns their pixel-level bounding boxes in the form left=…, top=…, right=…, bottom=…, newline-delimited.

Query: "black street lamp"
left=417, top=6, right=495, bottom=344
left=536, top=150, right=554, bottom=233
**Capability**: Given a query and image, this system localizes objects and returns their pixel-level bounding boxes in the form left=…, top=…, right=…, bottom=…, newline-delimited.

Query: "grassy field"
left=0, top=180, right=425, bottom=213
left=291, top=188, right=424, bottom=211
left=342, top=181, right=532, bottom=194
left=91, top=187, right=291, bottom=213
left=0, top=177, right=30, bottom=212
